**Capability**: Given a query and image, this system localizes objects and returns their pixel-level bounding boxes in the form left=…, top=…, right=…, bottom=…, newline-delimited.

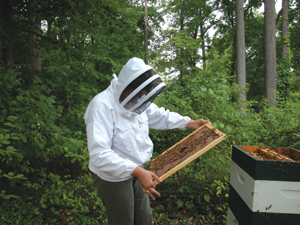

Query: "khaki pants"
left=91, top=172, right=153, bottom=225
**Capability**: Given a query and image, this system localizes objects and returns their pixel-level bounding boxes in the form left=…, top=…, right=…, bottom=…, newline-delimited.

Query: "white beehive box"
left=230, top=160, right=300, bottom=214
left=227, top=145, right=300, bottom=225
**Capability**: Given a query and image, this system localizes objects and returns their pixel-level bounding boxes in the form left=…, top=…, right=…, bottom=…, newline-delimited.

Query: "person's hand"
left=132, top=167, right=162, bottom=200
left=186, top=119, right=211, bottom=130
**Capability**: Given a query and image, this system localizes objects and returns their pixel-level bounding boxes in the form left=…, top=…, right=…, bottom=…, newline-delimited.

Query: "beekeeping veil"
left=115, top=57, right=166, bottom=114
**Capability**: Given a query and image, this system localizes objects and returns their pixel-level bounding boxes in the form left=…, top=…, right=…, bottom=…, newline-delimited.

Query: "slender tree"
left=160, top=0, right=218, bottom=78
left=0, top=0, right=14, bottom=69
left=277, top=0, right=291, bottom=104
left=218, top=0, right=236, bottom=79
left=264, top=0, right=277, bottom=107
left=236, top=0, right=246, bottom=102
left=144, top=0, right=149, bottom=64
left=282, top=0, right=289, bottom=58
left=28, top=15, right=42, bottom=75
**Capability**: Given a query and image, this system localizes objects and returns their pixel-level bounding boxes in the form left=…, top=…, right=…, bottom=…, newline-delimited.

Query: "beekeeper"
left=84, top=57, right=210, bottom=225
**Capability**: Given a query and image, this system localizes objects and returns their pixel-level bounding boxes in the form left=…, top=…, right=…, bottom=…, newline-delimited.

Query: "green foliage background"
left=1, top=0, right=300, bottom=224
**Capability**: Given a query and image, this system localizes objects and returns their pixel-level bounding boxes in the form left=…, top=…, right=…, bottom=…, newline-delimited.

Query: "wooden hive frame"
left=150, top=123, right=227, bottom=185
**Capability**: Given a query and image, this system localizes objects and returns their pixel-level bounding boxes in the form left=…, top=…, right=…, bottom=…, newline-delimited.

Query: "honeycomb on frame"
left=150, top=123, right=227, bottom=185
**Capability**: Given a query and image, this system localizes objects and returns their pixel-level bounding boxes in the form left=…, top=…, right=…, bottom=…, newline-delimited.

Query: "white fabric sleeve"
left=146, top=103, right=191, bottom=130
left=85, top=108, right=137, bottom=181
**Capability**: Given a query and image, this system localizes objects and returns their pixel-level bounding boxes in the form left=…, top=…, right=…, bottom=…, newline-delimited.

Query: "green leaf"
left=188, top=194, right=195, bottom=199
left=177, top=199, right=184, bottom=208
left=15, top=174, right=26, bottom=179
left=21, top=135, right=27, bottom=143
left=55, top=195, right=60, bottom=204
left=6, top=145, right=16, bottom=151
left=6, top=116, right=18, bottom=121
left=204, top=194, right=210, bottom=202
left=8, top=172, right=14, bottom=177
left=4, top=122, right=16, bottom=127
left=1, top=140, right=10, bottom=145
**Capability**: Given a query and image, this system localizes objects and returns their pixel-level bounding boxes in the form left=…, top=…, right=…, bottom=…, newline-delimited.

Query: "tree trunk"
left=179, top=4, right=185, bottom=81
left=28, top=12, right=41, bottom=74
left=236, top=0, right=246, bottom=102
left=28, top=22, right=42, bottom=73
left=1, top=0, right=14, bottom=69
left=200, top=24, right=206, bottom=70
left=264, top=0, right=277, bottom=107
left=144, top=0, right=148, bottom=64
left=282, top=0, right=289, bottom=58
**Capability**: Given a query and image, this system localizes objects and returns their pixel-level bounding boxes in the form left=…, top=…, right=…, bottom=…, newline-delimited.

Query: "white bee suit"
left=84, top=57, right=191, bottom=182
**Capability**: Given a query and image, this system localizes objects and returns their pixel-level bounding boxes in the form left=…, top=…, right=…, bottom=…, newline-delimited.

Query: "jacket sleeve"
left=145, top=103, right=191, bottom=130
left=85, top=103, right=137, bottom=180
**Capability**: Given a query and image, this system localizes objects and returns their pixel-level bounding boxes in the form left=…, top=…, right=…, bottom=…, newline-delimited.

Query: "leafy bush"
left=0, top=116, right=27, bottom=199
left=1, top=173, right=108, bottom=225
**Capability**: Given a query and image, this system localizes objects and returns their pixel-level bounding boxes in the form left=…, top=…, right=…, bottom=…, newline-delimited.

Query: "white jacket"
left=84, top=58, right=191, bottom=182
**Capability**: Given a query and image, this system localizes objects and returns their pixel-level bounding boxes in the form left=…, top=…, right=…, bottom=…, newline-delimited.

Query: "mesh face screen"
left=118, top=67, right=165, bottom=114
left=132, top=85, right=165, bottom=114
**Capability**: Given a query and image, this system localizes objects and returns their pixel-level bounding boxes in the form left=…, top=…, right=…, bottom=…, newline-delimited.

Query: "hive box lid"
left=232, top=145, right=300, bottom=182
